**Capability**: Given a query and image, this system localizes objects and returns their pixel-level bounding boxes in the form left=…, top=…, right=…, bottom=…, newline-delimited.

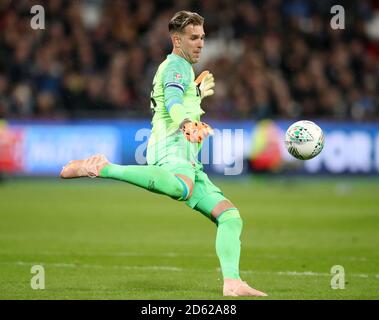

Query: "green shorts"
left=160, top=161, right=223, bottom=210
left=146, top=133, right=224, bottom=210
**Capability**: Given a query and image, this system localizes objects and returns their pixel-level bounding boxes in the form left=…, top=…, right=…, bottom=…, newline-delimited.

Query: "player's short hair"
left=169, top=11, right=204, bottom=34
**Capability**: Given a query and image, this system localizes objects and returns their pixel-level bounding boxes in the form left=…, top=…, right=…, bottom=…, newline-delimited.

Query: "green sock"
left=216, top=209, right=243, bottom=279
left=99, top=164, right=185, bottom=200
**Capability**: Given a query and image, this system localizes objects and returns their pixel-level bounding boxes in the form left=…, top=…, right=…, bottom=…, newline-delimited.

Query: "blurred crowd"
left=0, top=0, right=378, bottom=121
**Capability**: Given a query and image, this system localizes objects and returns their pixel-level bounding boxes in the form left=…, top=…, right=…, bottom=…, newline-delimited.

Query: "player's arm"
left=164, top=81, right=188, bottom=126
left=163, top=66, right=213, bottom=143
left=165, top=86, right=213, bottom=143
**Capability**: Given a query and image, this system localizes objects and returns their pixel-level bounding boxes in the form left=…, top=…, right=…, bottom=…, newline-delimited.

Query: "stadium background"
left=0, top=0, right=378, bottom=299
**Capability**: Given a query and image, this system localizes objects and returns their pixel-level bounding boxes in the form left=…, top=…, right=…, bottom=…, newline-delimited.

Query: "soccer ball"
left=285, top=120, right=325, bottom=160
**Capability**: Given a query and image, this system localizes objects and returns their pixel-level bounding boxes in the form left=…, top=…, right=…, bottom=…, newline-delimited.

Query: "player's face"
left=178, top=24, right=205, bottom=64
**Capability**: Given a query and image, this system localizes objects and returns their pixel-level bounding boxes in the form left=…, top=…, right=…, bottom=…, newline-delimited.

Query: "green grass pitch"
left=0, top=176, right=378, bottom=299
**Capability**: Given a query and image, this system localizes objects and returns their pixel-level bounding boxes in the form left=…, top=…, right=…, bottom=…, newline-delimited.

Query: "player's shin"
left=215, top=209, right=243, bottom=280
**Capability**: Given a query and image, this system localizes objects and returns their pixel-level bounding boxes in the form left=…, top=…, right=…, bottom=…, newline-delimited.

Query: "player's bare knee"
left=174, top=174, right=194, bottom=201
left=211, top=200, right=237, bottom=221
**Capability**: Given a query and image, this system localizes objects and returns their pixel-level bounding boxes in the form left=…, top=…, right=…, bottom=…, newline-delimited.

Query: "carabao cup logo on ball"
left=285, top=120, right=325, bottom=160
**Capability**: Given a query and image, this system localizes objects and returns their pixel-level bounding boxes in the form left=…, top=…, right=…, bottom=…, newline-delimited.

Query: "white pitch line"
left=2, top=261, right=378, bottom=279
left=239, top=270, right=327, bottom=277
left=0, top=251, right=369, bottom=262
left=8, top=261, right=182, bottom=272
left=1, top=251, right=215, bottom=258
left=240, top=270, right=375, bottom=279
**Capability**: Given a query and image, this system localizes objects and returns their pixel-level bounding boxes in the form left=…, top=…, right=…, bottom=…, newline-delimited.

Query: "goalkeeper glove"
left=180, top=120, right=214, bottom=143
left=195, top=70, right=215, bottom=99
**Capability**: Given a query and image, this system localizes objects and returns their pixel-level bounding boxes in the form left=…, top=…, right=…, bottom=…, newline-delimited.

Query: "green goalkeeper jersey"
left=148, top=53, right=204, bottom=146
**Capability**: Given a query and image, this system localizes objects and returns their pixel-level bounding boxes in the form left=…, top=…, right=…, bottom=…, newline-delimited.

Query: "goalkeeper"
left=61, top=10, right=267, bottom=297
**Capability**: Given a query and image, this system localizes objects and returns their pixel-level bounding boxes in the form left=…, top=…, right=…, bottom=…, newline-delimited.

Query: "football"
left=285, top=120, right=325, bottom=160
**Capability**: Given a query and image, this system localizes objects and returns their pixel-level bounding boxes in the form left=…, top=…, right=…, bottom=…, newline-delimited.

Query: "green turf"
left=0, top=176, right=378, bottom=299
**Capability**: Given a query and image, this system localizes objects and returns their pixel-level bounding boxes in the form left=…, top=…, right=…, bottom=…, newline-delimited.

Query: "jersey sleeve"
left=162, top=60, right=191, bottom=114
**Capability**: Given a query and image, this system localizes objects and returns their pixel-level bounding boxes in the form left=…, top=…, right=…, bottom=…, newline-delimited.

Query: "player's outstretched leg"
left=193, top=195, right=267, bottom=297
left=60, top=154, right=193, bottom=201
